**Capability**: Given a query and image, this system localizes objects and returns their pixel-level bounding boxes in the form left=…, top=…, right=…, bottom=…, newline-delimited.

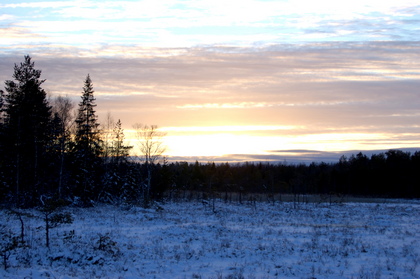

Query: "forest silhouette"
left=1, top=56, right=419, bottom=207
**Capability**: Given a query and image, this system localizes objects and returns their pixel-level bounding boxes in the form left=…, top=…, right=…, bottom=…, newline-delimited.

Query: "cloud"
left=0, top=26, right=45, bottom=41
left=0, top=1, right=75, bottom=9
left=1, top=41, right=420, bottom=153
left=1, top=1, right=419, bottom=157
left=2, top=0, right=419, bottom=48
left=0, top=14, right=15, bottom=21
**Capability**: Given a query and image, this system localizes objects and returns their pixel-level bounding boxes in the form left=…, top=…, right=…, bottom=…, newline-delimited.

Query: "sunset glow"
left=1, top=0, right=420, bottom=162
left=127, top=126, right=419, bottom=161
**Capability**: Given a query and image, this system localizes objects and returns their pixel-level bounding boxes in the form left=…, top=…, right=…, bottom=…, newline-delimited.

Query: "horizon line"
left=153, top=147, right=420, bottom=164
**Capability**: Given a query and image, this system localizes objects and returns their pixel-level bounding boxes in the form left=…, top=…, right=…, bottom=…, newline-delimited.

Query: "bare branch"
left=132, top=123, right=166, bottom=165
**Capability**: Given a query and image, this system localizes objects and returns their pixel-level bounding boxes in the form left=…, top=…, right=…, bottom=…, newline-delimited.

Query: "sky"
left=1, top=0, right=420, bottom=163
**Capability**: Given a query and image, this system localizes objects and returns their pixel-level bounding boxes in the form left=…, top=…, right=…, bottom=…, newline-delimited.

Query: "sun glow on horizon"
left=162, top=133, right=383, bottom=158
left=159, top=125, right=300, bottom=133
left=125, top=125, right=419, bottom=159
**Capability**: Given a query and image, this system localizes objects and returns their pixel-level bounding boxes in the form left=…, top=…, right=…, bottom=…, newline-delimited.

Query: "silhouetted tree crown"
left=74, top=74, right=102, bottom=157
left=71, top=75, right=103, bottom=201
left=2, top=55, right=52, bottom=203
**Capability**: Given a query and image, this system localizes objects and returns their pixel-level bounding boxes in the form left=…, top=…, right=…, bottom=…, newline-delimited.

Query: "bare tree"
left=132, top=123, right=166, bottom=205
left=101, top=112, right=115, bottom=162
left=52, top=96, right=75, bottom=197
left=52, top=96, right=75, bottom=134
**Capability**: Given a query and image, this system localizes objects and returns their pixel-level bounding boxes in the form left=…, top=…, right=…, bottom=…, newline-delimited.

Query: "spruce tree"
left=111, top=119, right=132, bottom=165
left=99, top=119, right=132, bottom=203
left=73, top=75, right=103, bottom=202
left=2, top=56, right=52, bottom=204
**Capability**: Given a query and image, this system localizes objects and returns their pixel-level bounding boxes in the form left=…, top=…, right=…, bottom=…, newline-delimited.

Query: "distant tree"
left=99, top=118, right=132, bottom=203
left=101, top=114, right=132, bottom=164
left=132, top=123, right=166, bottom=206
left=2, top=55, right=52, bottom=204
left=52, top=96, right=75, bottom=143
left=410, top=151, right=420, bottom=197
left=73, top=75, right=103, bottom=202
left=111, top=119, right=132, bottom=164
left=101, top=112, right=115, bottom=163
left=50, top=96, right=75, bottom=198
left=97, top=112, right=115, bottom=202
left=385, top=150, right=411, bottom=197
left=348, top=152, right=370, bottom=195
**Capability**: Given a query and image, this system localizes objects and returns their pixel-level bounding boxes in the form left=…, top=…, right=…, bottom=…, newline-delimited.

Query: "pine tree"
left=111, top=119, right=132, bottom=165
left=73, top=75, right=103, bottom=202
left=75, top=75, right=101, bottom=155
left=99, top=119, right=132, bottom=203
left=2, top=56, right=52, bottom=204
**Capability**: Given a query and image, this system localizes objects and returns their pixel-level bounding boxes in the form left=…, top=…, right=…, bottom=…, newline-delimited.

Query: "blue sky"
left=1, top=0, right=420, bottom=162
left=2, top=0, right=419, bottom=48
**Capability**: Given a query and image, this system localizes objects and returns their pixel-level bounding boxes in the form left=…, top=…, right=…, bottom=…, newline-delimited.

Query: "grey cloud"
left=1, top=42, right=419, bottom=137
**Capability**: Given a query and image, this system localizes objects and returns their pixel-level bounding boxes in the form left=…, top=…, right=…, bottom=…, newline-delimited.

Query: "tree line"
left=161, top=150, right=420, bottom=202
left=0, top=56, right=418, bottom=208
left=0, top=56, right=159, bottom=207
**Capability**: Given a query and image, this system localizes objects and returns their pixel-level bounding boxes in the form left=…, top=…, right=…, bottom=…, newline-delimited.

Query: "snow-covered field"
left=1, top=199, right=419, bottom=278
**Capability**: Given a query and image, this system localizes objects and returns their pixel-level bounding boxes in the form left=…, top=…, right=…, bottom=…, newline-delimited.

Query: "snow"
left=1, top=199, right=419, bottom=278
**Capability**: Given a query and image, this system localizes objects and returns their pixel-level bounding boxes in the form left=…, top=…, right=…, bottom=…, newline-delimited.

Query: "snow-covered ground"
left=1, top=199, right=419, bottom=278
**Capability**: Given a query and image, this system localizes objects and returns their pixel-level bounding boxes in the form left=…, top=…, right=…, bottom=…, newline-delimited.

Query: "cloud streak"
left=1, top=0, right=419, bottom=48
left=1, top=42, right=418, bottom=133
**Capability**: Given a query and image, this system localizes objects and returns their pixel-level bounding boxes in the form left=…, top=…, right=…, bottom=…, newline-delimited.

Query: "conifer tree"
left=99, top=119, right=132, bottom=203
left=73, top=75, right=103, bottom=201
left=111, top=119, right=132, bottom=165
left=2, top=56, right=52, bottom=204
